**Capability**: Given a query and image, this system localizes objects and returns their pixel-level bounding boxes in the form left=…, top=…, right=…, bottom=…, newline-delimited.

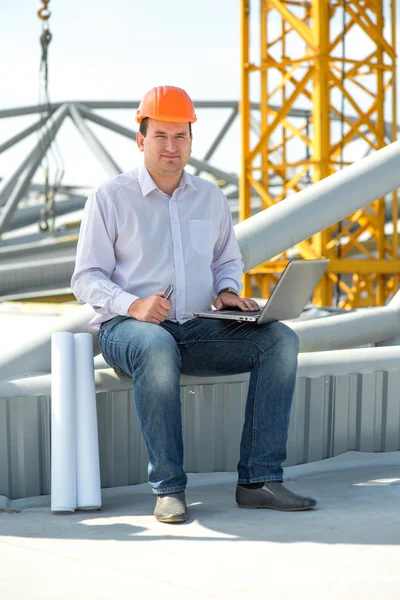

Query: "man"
left=71, top=85, right=316, bottom=523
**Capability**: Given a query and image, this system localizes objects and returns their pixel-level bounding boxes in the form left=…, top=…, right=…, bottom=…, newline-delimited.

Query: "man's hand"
left=214, top=293, right=259, bottom=312
left=128, top=292, right=171, bottom=325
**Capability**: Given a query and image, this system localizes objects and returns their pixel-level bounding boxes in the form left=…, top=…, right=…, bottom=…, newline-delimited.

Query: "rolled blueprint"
left=51, top=332, right=77, bottom=512
left=74, top=333, right=102, bottom=509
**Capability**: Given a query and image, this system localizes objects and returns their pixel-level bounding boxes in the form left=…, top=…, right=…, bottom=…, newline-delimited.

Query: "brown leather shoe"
left=154, top=491, right=188, bottom=523
left=236, top=482, right=317, bottom=511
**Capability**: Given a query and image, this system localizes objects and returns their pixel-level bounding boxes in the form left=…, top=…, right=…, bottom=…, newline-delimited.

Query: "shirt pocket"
left=188, top=219, right=215, bottom=258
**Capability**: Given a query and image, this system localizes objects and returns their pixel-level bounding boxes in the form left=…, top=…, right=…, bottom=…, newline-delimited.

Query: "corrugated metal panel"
left=1, top=372, right=400, bottom=500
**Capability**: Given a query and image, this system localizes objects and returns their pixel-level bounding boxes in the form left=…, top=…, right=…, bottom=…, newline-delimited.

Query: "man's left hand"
left=214, top=293, right=259, bottom=312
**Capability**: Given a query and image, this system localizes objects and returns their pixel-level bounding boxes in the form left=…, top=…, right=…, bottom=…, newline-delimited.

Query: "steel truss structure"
left=240, top=0, right=398, bottom=308
left=0, top=101, right=245, bottom=239
left=1, top=99, right=393, bottom=239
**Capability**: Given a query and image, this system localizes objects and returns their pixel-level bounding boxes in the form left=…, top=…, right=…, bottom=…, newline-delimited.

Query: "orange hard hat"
left=136, top=86, right=197, bottom=124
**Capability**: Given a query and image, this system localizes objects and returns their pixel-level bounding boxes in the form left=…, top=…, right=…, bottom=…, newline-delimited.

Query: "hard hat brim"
left=136, top=112, right=197, bottom=124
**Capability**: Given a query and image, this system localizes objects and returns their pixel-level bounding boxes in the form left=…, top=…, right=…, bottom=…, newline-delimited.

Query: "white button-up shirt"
left=71, top=165, right=244, bottom=330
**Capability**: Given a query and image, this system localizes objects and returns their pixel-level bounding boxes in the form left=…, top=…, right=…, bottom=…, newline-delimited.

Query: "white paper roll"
left=51, top=332, right=77, bottom=512
left=74, top=333, right=102, bottom=510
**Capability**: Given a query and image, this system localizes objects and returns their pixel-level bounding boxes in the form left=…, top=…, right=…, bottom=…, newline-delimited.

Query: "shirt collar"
left=138, top=165, right=158, bottom=197
left=138, top=164, right=198, bottom=198
left=180, top=169, right=197, bottom=192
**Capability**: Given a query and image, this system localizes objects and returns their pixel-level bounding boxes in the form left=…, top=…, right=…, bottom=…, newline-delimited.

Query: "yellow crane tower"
left=240, top=0, right=398, bottom=308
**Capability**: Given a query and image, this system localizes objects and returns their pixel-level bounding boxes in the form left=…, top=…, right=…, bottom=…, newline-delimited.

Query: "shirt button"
left=178, top=266, right=182, bottom=271
left=179, top=291, right=183, bottom=295
left=173, top=220, right=177, bottom=224
left=176, top=243, right=180, bottom=248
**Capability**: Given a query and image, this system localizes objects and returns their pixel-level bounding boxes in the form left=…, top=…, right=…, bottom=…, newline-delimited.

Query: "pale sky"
left=0, top=0, right=245, bottom=186
left=0, top=0, right=398, bottom=188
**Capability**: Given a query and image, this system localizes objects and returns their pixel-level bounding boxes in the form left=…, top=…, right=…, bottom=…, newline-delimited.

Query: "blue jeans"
left=98, top=316, right=299, bottom=494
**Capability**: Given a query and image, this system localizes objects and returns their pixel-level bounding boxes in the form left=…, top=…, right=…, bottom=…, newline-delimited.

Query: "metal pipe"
left=290, top=307, right=400, bottom=351
left=0, top=304, right=96, bottom=379
left=0, top=256, right=76, bottom=296
left=235, top=140, right=400, bottom=271
left=94, top=345, right=400, bottom=379
left=5, top=194, right=86, bottom=232
left=68, top=104, right=121, bottom=178
left=1, top=301, right=400, bottom=381
left=2, top=344, right=400, bottom=398
left=296, top=345, right=400, bottom=378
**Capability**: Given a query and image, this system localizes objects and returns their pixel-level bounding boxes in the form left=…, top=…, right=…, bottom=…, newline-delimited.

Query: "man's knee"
left=129, top=325, right=181, bottom=370
left=261, top=321, right=299, bottom=355
left=276, top=322, right=299, bottom=352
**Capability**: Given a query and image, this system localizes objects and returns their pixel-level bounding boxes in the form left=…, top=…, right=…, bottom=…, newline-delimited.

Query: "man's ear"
left=136, top=131, right=145, bottom=152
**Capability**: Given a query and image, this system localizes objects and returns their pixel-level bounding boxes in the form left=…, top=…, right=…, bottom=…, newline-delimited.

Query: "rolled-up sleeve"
left=71, top=190, right=139, bottom=316
left=211, top=190, right=244, bottom=296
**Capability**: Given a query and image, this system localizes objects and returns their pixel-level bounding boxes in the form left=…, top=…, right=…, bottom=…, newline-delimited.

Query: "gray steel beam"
left=0, top=112, right=54, bottom=207
left=68, top=104, right=121, bottom=178
left=0, top=104, right=64, bottom=119
left=0, top=105, right=68, bottom=234
left=0, top=166, right=40, bottom=235
left=194, top=109, right=238, bottom=176
left=77, top=104, right=239, bottom=186
left=0, top=118, right=46, bottom=155
left=188, top=157, right=238, bottom=186
left=0, top=101, right=257, bottom=118
left=75, top=103, right=137, bottom=137
left=0, top=101, right=398, bottom=133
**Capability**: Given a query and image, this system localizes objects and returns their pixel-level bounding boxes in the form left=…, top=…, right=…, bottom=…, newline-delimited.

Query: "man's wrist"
left=217, top=287, right=239, bottom=297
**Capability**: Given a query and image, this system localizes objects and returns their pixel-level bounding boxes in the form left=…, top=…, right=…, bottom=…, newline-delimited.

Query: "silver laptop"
left=194, top=259, right=329, bottom=324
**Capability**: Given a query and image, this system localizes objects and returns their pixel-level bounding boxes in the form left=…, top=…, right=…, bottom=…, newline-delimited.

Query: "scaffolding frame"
left=240, top=0, right=398, bottom=308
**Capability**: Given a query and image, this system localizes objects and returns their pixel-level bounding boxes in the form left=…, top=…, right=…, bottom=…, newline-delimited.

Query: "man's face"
left=136, top=118, right=192, bottom=176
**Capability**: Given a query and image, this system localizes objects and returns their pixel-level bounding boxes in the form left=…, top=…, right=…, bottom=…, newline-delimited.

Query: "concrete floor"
left=0, top=452, right=399, bottom=599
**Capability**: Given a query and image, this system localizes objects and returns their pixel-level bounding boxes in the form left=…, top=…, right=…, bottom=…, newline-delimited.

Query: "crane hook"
left=38, top=0, right=51, bottom=21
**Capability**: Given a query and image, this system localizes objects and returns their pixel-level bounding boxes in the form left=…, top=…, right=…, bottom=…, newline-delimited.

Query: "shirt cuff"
left=214, top=278, right=242, bottom=296
left=114, top=291, right=140, bottom=316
